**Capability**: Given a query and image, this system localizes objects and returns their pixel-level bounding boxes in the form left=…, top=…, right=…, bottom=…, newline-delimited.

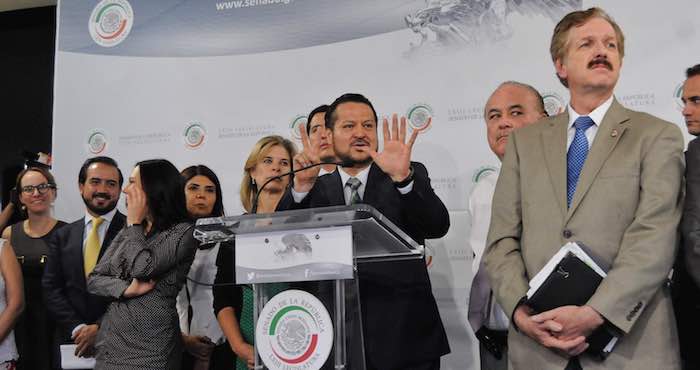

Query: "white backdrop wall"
left=52, top=1, right=700, bottom=368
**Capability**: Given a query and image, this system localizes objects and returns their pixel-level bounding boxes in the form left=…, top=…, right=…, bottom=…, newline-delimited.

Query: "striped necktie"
left=566, top=116, right=595, bottom=208
left=346, top=177, right=362, bottom=205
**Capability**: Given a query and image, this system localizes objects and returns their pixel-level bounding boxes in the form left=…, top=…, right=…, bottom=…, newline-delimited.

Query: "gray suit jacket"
left=485, top=99, right=684, bottom=370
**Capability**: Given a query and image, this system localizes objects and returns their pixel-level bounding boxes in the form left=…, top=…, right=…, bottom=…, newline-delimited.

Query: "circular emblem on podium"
left=256, top=289, right=333, bottom=370
left=89, top=0, right=134, bottom=48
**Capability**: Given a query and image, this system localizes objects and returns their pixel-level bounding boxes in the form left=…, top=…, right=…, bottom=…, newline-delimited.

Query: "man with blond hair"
left=485, top=7, right=684, bottom=370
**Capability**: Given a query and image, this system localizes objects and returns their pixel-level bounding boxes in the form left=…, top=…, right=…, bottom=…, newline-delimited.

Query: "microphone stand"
left=251, top=161, right=350, bottom=214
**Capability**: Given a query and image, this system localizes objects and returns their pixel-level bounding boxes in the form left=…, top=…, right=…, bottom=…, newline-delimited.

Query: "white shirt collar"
left=567, top=94, right=614, bottom=128
left=318, top=167, right=336, bottom=177
left=337, top=164, right=371, bottom=187
left=84, top=207, right=117, bottom=226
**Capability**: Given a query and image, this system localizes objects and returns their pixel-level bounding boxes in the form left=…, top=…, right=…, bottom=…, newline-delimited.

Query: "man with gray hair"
left=468, top=81, right=546, bottom=370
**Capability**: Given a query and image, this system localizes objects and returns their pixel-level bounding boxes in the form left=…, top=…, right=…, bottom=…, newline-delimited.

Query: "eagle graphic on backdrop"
left=404, top=0, right=581, bottom=53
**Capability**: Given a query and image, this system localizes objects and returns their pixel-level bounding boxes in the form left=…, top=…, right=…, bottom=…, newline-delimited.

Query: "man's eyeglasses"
left=19, top=183, right=56, bottom=195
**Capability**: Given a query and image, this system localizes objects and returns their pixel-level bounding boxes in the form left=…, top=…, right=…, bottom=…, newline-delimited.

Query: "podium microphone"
left=251, top=160, right=353, bottom=214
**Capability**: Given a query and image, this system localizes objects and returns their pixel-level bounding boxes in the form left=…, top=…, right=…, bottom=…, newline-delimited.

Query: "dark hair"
left=687, top=64, right=700, bottom=79
left=78, top=156, right=124, bottom=187
left=305, top=104, right=330, bottom=133
left=136, top=159, right=189, bottom=232
left=181, top=165, right=225, bottom=217
left=325, top=93, right=378, bottom=131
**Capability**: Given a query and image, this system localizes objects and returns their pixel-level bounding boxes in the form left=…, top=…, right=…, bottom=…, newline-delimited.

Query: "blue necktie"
left=567, top=116, right=595, bottom=208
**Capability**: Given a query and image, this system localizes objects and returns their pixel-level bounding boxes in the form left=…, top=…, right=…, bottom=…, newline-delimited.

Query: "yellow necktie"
left=84, top=217, right=104, bottom=276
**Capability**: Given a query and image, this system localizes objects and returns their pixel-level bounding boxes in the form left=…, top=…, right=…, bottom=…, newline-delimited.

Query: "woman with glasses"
left=1, top=167, right=66, bottom=370
left=87, top=159, right=198, bottom=370
left=213, top=135, right=296, bottom=370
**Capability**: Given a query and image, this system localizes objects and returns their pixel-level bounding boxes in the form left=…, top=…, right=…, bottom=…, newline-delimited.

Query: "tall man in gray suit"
left=43, top=157, right=126, bottom=360
left=485, top=7, right=684, bottom=370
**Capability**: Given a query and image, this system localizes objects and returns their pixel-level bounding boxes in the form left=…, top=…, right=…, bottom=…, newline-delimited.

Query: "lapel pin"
left=611, top=129, right=618, bottom=137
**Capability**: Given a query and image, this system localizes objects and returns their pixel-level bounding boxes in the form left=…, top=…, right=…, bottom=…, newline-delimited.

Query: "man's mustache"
left=588, top=58, right=613, bottom=70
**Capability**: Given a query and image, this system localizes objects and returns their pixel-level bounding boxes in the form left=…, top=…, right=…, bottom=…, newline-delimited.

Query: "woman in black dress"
left=2, top=167, right=66, bottom=370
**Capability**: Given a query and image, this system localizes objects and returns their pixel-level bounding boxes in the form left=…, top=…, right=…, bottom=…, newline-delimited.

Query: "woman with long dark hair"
left=213, top=135, right=296, bottom=370
left=177, top=165, right=234, bottom=370
left=87, top=159, right=197, bottom=370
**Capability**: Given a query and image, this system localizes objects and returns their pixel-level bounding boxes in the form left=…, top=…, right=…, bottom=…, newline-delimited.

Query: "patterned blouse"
left=87, top=222, right=197, bottom=370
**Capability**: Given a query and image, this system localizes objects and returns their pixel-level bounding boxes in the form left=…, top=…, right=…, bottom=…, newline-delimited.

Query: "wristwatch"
left=393, top=166, right=415, bottom=188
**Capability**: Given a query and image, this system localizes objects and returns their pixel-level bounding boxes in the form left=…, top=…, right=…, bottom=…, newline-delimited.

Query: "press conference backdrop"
left=52, top=0, right=700, bottom=368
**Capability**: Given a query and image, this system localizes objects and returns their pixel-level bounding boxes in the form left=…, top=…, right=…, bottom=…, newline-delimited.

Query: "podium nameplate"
left=236, top=225, right=353, bottom=284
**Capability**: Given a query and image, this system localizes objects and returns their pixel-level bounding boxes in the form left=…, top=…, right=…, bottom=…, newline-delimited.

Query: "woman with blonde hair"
left=214, top=135, right=296, bottom=370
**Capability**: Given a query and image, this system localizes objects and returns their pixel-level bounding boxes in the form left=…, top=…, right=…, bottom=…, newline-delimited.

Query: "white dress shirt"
left=292, top=164, right=413, bottom=204
left=467, top=169, right=509, bottom=331
left=82, top=208, right=117, bottom=252
left=566, top=95, right=614, bottom=150
left=176, top=243, right=225, bottom=344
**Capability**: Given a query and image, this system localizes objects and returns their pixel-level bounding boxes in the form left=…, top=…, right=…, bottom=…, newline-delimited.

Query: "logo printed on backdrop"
left=86, top=130, right=108, bottom=155
left=619, top=92, right=656, bottom=109
left=183, top=123, right=207, bottom=150
left=447, top=106, right=482, bottom=122
left=406, top=103, right=434, bottom=133
left=289, top=115, right=307, bottom=141
left=674, top=82, right=685, bottom=111
left=256, top=290, right=333, bottom=370
left=541, top=91, right=566, bottom=116
left=88, top=0, right=134, bottom=47
left=472, top=165, right=498, bottom=184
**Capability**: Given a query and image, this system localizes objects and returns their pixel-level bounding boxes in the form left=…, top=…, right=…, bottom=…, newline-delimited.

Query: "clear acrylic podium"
left=194, top=204, right=424, bottom=370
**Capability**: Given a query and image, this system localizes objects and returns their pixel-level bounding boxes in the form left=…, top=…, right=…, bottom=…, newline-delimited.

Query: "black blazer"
left=278, top=162, right=451, bottom=369
left=42, top=211, right=126, bottom=341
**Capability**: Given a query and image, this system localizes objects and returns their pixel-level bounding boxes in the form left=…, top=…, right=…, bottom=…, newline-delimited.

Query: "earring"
left=251, top=178, right=256, bottom=186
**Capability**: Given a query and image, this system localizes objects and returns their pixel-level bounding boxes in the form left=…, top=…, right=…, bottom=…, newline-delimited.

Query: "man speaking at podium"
left=278, top=93, right=450, bottom=370
left=485, top=7, right=684, bottom=370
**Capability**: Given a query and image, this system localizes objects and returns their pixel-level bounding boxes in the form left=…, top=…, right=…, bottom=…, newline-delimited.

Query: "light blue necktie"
left=566, top=116, right=595, bottom=208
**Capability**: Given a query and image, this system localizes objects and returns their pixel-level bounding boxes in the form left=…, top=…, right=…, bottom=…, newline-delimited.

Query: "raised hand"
left=125, top=180, right=148, bottom=226
left=369, top=114, right=421, bottom=182
left=292, top=124, right=322, bottom=193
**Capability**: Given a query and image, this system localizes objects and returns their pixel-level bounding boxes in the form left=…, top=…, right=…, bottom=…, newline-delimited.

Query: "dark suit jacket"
left=43, top=211, right=126, bottom=341
left=278, top=162, right=451, bottom=369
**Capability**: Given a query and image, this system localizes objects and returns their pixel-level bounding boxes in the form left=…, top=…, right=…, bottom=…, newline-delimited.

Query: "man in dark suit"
left=278, top=93, right=450, bottom=370
left=43, top=156, right=126, bottom=361
left=679, top=63, right=700, bottom=370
